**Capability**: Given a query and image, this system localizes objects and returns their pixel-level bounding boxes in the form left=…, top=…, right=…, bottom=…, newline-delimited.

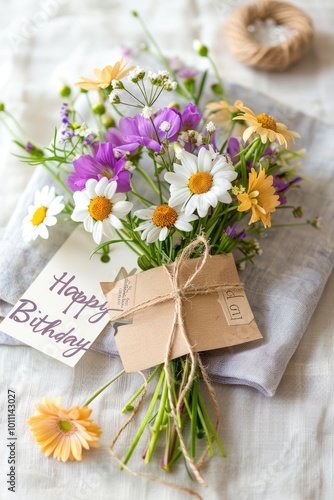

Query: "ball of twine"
left=224, top=0, right=314, bottom=71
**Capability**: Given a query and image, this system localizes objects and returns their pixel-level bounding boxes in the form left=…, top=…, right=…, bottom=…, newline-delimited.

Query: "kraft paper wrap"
left=101, top=253, right=262, bottom=372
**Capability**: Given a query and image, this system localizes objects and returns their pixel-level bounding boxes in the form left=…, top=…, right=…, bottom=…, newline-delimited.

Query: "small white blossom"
left=124, top=160, right=135, bottom=172
left=206, top=121, right=216, bottom=133
left=159, top=121, right=171, bottom=132
left=109, top=90, right=121, bottom=104
left=141, top=106, right=154, bottom=119
left=195, top=133, right=204, bottom=146
left=111, top=79, right=124, bottom=90
left=127, top=66, right=145, bottom=82
left=238, top=261, right=246, bottom=271
left=164, top=80, right=177, bottom=91
left=177, top=131, right=189, bottom=147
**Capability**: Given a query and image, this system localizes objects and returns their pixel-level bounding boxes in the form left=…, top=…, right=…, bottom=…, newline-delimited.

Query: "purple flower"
left=177, top=68, right=199, bottom=79
left=104, top=128, right=140, bottom=155
left=67, top=143, right=131, bottom=193
left=25, top=142, right=34, bottom=153
left=225, top=222, right=246, bottom=240
left=173, top=103, right=202, bottom=131
left=119, top=108, right=181, bottom=152
left=227, top=137, right=241, bottom=163
left=273, top=175, right=301, bottom=205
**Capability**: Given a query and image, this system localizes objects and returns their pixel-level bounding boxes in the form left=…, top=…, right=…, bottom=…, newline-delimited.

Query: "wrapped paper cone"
left=101, top=253, right=262, bottom=372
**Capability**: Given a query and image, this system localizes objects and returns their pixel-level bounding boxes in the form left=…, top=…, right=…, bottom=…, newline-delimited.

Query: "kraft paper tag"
left=102, top=253, right=263, bottom=372
left=1, top=226, right=137, bottom=367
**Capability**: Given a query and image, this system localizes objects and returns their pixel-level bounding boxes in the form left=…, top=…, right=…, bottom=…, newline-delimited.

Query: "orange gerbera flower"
left=234, top=103, right=300, bottom=149
left=27, top=397, right=102, bottom=462
left=237, top=166, right=280, bottom=228
left=75, top=59, right=135, bottom=90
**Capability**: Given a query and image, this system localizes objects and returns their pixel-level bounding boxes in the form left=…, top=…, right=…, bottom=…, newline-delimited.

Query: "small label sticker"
left=218, top=287, right=254, bottom=326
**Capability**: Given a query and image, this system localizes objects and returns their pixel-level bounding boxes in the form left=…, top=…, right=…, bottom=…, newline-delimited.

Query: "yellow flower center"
left=152, top=204, right=178, bottom=227
left=32, top=206, right=47, bottom=226
left=256, top=113, right=277, bottom=132
left=89, top=196, right=112, bottom=221
left=58, top=420, right=73, bottom=433
left=188, top=172, right=213, bottom=194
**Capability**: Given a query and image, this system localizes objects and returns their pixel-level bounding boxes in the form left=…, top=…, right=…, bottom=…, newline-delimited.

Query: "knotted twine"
left=224, top=0, right=313, bottom=71
left=108, top=235, right=242, bottom=496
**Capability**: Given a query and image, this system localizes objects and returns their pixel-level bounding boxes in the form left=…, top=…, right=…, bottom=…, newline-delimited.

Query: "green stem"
left=81, top=369, right=125, bottom=407
left=198, top=393, right=226, bottom=457
left=207, top=55, right=227, bottom=102
left=121, top=365, right=162, bottom=413
left=144, top=373, right=169, bottom=463
left=136, top=164, right=161, bottom=196
left=190, top=376, right=199, bottom=459
left=122, top=367, right=165, bottom=467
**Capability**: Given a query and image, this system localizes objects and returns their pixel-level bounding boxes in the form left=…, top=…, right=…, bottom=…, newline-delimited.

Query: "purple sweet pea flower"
left=273, top=175, right=302, bottom=205
left=67, top=143, right=131, bottom=193
left=177, top=68, right=200, bottom=79
left=227, top=137, right=241, bottom=163
left=119, top=108, right=181, bottom=152
left=104, top=128, right=140, bottom=155
left=225, top=222, right=246, bottom=240
left=173, top=103, right=202, bottom=131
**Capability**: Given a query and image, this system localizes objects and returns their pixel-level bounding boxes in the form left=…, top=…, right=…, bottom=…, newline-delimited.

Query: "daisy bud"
left=211, top=83, right=224, bottom=95
left=92, top=103, right=106, bottom=115
left=59, top=85, right=71, bottom=97
left=168, top=101, right=180, bottom=110
left=193, top=39, right=209, bottom=57
left=102, top=114, right=115, bottom=129
left=0, top=102, right=4, bottom=111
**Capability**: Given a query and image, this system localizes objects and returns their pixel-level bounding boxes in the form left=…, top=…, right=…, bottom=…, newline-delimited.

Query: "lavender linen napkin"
left=1, top=86, right=334, bottom=396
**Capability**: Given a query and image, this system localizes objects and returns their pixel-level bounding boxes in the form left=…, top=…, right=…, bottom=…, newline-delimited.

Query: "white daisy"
left=22, top=186, right=64, bottom=242
left=134, top=204, right=197, bottom=244
left=71, top=177, right=132, bottom=244
left=164, top=146, right=238, bottom=218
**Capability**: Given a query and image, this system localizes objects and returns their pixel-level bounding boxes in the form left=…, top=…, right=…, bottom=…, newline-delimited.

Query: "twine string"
left=224, top=0, right=313, bottom=71
left=108, top=235, right=230, bottom=491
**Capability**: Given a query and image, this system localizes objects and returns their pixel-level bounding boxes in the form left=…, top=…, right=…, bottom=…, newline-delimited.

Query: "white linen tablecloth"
left=1, top=1, right=334, bottom=499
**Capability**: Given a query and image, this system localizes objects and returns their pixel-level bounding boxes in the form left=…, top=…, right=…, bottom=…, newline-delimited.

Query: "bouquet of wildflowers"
left=1, top=11, right=317, bottom=495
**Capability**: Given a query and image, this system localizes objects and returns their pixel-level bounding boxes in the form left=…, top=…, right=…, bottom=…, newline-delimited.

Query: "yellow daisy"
left=234, top=103, right=300, bottom=148
left=237, top=166, right=280, bottom=228
left=205, top=99, right=243, bottom=125
left=75, top=59, right=135, bottom=90
left=27, top=397, right=102, bottom=462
